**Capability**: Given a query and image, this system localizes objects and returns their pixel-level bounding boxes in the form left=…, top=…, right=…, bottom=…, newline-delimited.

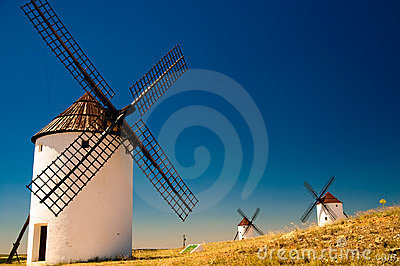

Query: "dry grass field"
left=2, top=206, right=399, bottom=265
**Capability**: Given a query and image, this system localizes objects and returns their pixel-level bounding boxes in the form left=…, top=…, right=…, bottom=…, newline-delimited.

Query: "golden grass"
left=2, top=206, right=399, bottom=265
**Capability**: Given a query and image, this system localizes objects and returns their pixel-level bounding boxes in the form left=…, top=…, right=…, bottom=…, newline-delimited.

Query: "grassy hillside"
left=2, top=206, right=399, bottom=265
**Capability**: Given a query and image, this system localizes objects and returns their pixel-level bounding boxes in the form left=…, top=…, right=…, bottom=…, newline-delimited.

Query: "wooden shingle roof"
left=238, top=217, right=251, bottom=226
left=31, top=93, right=107, bottom=143
left=317, top=192, right=342, bottom=204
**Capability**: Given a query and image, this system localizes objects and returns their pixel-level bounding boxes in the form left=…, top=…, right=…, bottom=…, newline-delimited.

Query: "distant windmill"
left=17, top=0, right=199, bottom=264
left=301, top=176, right=347, bottom=226
left=234, top=208, right=264, bottom=240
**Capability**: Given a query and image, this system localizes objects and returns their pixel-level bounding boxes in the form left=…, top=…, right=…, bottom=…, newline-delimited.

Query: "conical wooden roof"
left=31, top=93, right=107, bottom=143
left=238, top=217, right=251, bottom=226
left=318, top=191, right=342, bottom=204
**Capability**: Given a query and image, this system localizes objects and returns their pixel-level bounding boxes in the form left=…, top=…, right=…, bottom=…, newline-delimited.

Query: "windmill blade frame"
left=319, top=176, right=335, bottom=197
left=233, top=231, right=238, bottom=241
left=241, top=221, right=252, bottom=237
left=251, top=207, right=260, bottom=222
left=252, top=223, right=264, bottom=236
left=21, top=0, right=115, bottom=108
left=321, top=202, right=337, bottom=220
left=130, top=45, right=188, bottom=116
left=27, top=113, right=125, bottom=216
left=237, top=208, right=251, bottom=221
left=301, top=200, right=318, bottom=223
left=123, top=120, right=198, bottom=222
left=304, top=181, right=318, bottom=199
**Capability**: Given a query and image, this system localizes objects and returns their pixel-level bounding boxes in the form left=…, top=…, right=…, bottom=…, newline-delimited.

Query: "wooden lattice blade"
left=123, top=119, right=198, bottom=222
left=237, top=208, right=251, bottom=221
left=321, top=202, right=338, bottom=220
left=130, top=45, right=188, bottom=116
left=319, top=176, right=335, bottom=198
left=251, top=207, right=260, bottom=222
left=301, top=200, right=318, bottom=223
left=21, top=0, right=116, bottom=109
left=252, top=223, right=264, bottom=236
left=27, top=115, right=123, bottom=216
left=304, top=181, right=319, bottom=199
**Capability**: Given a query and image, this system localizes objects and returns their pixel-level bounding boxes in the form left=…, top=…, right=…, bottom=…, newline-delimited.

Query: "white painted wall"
left=316, top=202, right=345, bottom=226
left=27, top=132, right=133, bottom=265
left=238, top=225, right=254, bottom=240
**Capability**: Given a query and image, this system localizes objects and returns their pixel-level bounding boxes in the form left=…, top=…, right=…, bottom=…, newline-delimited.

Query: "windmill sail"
left=301, top=201, right=318, bottom=223
left=124, top=120, right=198, bottom=221
left=252, top=224, right=264, bottom=236
left=21, top=0, right=115, bottom=107
left=130, top=45, right=188, bottom=116
left=27, top=114, right=124, bottom=216
left=319, top=176, right=335, bottom=198
left=320, top=201, right=338, bottom=220
left=251, top=207, right=260, bottom=221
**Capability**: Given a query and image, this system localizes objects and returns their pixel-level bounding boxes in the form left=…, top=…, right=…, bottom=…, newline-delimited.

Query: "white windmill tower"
left=19, top=0, right=199, bottom=264
left=237, top=217, right=254, bottom=240
left=27, top=93, right=135, bottom=264
left=234, top=208, right=264, bottom=240
left=301, top=176, right=347, bottom=226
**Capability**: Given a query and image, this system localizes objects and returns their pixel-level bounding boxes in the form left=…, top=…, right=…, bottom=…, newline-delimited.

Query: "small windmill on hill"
left=301, top=176, right=347, bottom=226
left=14, top=0, right=199, bottom=264
left=234, top=208, right=264, bottom=240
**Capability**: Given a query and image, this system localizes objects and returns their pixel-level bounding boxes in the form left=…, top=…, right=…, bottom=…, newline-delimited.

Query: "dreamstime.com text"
left=256, top=246, right=398, bottom=262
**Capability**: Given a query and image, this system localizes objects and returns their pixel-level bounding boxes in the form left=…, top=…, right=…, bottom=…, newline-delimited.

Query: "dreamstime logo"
left=129, top=69, right=268, bottom=212
left=256, top=245, right=372, bottom=261
left=256, top=236, right=397, bottom=262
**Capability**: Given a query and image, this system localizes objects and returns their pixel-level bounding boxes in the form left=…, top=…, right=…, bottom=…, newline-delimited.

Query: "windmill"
left=234, top=208, right=264, bottom=240
left=301, top=176, right=347, bottom=226
left=18, top=0, right=199, bottom=264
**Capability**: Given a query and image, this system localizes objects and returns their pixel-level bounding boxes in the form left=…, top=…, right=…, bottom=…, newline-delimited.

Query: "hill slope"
left=2, top=206, right=399, bottom=265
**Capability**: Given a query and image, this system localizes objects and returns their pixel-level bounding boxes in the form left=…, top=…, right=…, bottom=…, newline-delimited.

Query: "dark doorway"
left=38, top=226, right=47, bottom=261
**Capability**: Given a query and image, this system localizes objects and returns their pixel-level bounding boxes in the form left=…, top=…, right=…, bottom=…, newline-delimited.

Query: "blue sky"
left=1, top=0, right=400, bottom=252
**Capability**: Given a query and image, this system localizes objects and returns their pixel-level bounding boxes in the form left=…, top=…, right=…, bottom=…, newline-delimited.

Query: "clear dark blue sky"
left=1, top=0, right=400, bottom=252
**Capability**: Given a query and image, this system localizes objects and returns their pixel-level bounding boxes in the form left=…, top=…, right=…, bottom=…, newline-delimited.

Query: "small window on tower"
left=38, top=144, right=43, bottom=152
left=81, top=140, right=89, bottom=149
left=336, top=204, right=338, bottom=207
left=325, top=217, right=328, bottom=220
